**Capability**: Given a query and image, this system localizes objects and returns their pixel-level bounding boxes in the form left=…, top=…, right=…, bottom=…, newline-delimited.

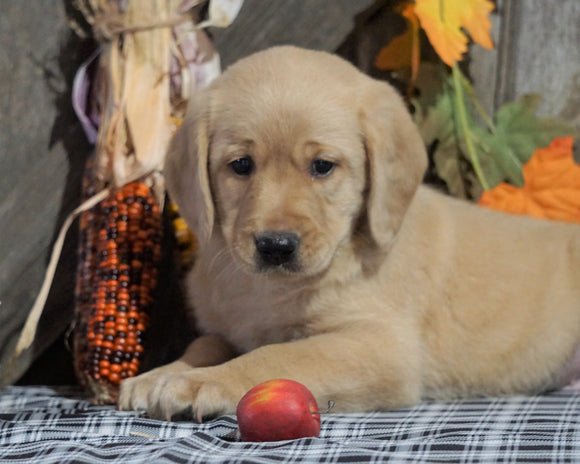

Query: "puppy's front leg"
left=118, top=334, right=236, bottom=415
left=120, top=324, right=421, bottom=420
left=179, top=333, right=238, bottom=368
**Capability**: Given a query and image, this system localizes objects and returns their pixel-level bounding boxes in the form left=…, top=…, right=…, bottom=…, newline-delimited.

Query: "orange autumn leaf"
left=414, top=0, right=495, bottom=66
left=375, top=2, right=420, bottom=74
left=478, top=137, right=580, bottom=223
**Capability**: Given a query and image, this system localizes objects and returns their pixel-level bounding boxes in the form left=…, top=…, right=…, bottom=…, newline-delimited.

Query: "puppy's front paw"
left=118, top=364, right=241, bottom=422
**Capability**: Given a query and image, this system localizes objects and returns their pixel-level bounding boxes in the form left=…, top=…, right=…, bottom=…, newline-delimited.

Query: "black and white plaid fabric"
left=1, top=385, right=580, bottom=463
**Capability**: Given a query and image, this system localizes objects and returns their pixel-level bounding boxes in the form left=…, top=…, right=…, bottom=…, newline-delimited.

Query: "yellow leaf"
left=414, top=0, right=495, bottom=66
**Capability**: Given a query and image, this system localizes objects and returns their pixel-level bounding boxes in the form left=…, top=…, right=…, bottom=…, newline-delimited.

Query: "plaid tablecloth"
left=1, top=385, right=580, bottom=463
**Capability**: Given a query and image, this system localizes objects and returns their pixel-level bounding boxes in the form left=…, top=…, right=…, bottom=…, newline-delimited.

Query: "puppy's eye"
left=311, top=159, right=335, bottom=178
left=229, top=156, right=254, bottom=176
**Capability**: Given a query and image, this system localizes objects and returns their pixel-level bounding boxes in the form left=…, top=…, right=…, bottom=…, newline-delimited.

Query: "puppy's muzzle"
left=255, top=231, right=300, bottom=270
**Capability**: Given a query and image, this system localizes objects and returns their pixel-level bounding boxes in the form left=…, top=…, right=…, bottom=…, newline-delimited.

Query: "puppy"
left=119, top=46, right=580, bottom=421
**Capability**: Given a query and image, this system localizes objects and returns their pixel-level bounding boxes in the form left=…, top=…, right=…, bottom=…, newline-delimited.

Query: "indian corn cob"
left=74, top=165, right=162, bottom=403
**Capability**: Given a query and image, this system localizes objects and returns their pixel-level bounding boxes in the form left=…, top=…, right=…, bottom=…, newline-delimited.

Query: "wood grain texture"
left=211, top=0, right=374, bottom=68
left=0, top=2, right=93, bottom=384
left=493, top=0, right=580, bottom=130
left=469, top=0, right=503, bottom=117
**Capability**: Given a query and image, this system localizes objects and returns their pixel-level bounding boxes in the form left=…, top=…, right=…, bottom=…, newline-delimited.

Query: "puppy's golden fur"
left=119, top=46, right=580, bottom=421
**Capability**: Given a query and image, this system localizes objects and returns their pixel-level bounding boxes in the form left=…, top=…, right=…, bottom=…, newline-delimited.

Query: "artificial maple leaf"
left=375, top=2, right=420, bottom=74
left=414, top=0, right=495, bottom=66
left=478, top=137, right=580, bottom=223
left=473, top=93, right=577, bottom=188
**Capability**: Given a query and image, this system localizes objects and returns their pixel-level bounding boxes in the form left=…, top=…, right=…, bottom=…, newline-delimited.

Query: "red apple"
left=236, top=379, right=321, bottom=442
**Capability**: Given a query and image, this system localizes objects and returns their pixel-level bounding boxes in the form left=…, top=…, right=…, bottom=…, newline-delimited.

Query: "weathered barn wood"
left=472, top=0, right=580, bottom=134
left=211, top=0, right=375, bottom=69
left=0, top=2, right=93, bottom=385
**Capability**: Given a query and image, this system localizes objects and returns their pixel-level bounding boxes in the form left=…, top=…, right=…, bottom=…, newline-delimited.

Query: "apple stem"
left=312, top=400, right=335, bottom=415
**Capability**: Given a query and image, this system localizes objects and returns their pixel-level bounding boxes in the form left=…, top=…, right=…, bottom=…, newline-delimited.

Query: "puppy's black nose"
left=255, top=231, right=300, bottom=267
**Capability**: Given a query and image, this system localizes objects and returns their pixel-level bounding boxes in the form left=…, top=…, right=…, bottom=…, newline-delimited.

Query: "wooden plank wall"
left=212, top=0, right=375, bottom=69
left=0, top=3, right=93, bottom=385
left=472, top=0, right=580, bottom=135
left=1, top=0, right=578, bottom=385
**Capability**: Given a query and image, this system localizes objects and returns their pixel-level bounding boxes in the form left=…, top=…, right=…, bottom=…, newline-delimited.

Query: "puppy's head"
left=165, top=46, right=427, bottom=278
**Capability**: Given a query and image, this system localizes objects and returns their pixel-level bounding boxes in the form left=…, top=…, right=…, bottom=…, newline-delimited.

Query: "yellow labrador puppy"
left=119, top=46, right=580, bottom=421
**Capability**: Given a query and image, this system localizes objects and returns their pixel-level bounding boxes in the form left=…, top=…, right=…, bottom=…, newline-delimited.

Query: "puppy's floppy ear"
left=164, top=92, right=214, bottom=245
left=359, top=80, right=427, bottom=250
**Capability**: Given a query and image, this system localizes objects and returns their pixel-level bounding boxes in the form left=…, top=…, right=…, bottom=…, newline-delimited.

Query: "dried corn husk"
left=9, top=0, right=239, bottom=388
left=75, top=0, right=223, bottom=192
left=69, top=0, right=227, bottom=401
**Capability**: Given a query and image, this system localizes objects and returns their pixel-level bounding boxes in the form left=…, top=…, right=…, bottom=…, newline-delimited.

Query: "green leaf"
left=414, top=66, right=577, bottom=198
left=462, top=93, right=577, bottom=189
left=472, top=127, right=524, bottom=187
left=433, top=143, right=466, bottom=198
left=413, top=62, right=450, bottom=118
left=492, top=93, right=577, bottom=165
left=416, top=83, right=467, bottom=198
